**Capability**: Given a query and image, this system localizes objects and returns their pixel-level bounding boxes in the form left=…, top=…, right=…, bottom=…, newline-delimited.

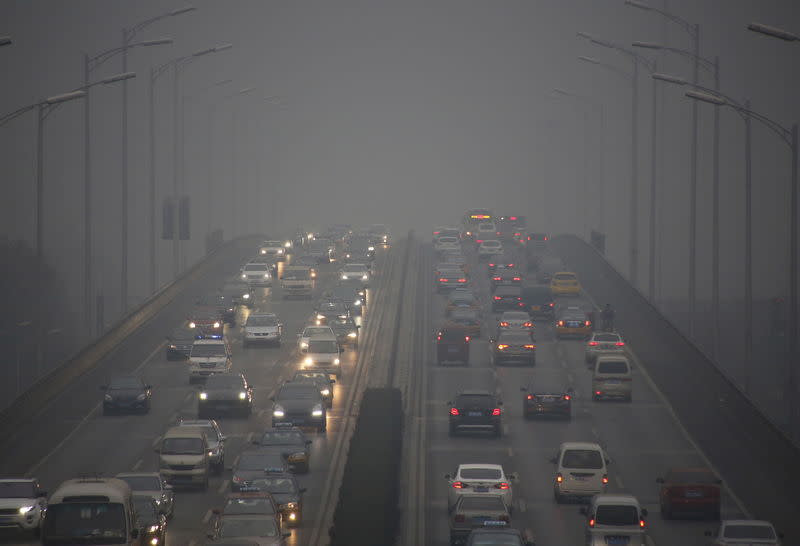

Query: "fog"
left=1, top=0, right=798, bottom=364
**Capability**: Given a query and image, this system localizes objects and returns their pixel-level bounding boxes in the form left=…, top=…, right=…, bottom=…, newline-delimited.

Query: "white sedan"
left=477, top=239, right=504, bottom=259
left=445, top=464, right=515, bottom=511
left=297, top=325, right=335, bottom=353
left=340, top=263, right=370, bottom=286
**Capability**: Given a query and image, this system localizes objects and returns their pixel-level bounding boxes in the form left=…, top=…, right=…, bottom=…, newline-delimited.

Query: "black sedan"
left=101, top=376, right=152, bottom=415
left=491, top=285, right=525, bottom=312
left=448, top=390, right=503, bottom=437
left=198, top=372, right=253, bottom=418
left=253, top=428, right=312, bottom=473
left=249, top=473, right=307, bottom=527
left=166, top=326, right=199, bottom=360
left=231, top=449, right=289, bottom=491
left=271, top=383, right=327, bottom=432
left=133, top=495, right=167, bottom=546
left=292, top=371, right=336, bottom=407
left=521, top=381, right=573, bottom=420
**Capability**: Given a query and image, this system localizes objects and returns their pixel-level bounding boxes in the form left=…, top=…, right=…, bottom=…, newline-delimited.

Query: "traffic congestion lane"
left=0, top=246, right=389, bottom=546
left=422, top=243, right=746, bottom=546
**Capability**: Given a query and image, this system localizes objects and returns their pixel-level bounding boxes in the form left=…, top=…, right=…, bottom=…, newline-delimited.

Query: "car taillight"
left=496, top=482, right=510, bottom=490
left=476, top=239, right=483, bottom=243
left=589, top=518, right=595, bottom=528
left=544, top=236, right=549, bottom=241
left=465, top=336, right=470, bottom=342
left=595, top=390, right=602, bottom=396
left=523, top=322, right=532, bottom=327
left=458, top=278, right=467, bottom=283
left=493, top=277, right=502, bottom=281
left=588, top=341, right=599, bottom=346
left=564, top=394, right=571, bottom=401
left=497, top=344, right=509, bottom=350
left=548, top=302, right=555, bottom=307
left=450, top=407, right=459, bottom=416
left=523, top=344, right=535, bottom=349
left=438, top=278, right=447, bottom=282
left=499, top=322, right=509, bottom=327
left=639, top=519, right=646, bottom=528
left=452, top=481, right=464, bottom=489
left=437, top=335, right=442, bottom=341
left=615, top=342, right=625, bottom=346
left=585, top=320, right=592, bottom=326
left=513, top=277, right=521, bottom=281
left=516, top=297, right=522, bottom=300
left=556, top=473, right=563, bottom=483
left=492, top=408, right=502, bottom=416
left=496, top=232, right=501, bottom=235
left=494, top=296, right=501, bottom=300
left=557, top=320, right=565, bottom=326
left=526, top=394, right=533, bottom=400
left=454, top=514, right=465, bottom=522
left=602, top=474, right=609, bottom=484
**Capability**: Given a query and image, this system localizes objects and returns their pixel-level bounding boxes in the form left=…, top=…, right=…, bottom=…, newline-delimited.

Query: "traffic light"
left=179, top=196, right=191, bottom=240
left=162, top=198, right=175, bottom=239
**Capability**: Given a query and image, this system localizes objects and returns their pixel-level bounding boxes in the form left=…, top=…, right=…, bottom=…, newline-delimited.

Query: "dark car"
left=101, top=375, right=152, bottom=415
left=196, top=291, right=237, bottom=326
left=521, top=285, right=555, bottom=318
left=166, top=326, right=200, bottom=360
left=221, top=279, right=255, bottom=308
left=337, top=278, right=368, bottom=306
left=215, top=291, right=241, bottom=325
left=466, top=527, right=534, bottom=546
left=314, top=301, right=349, bottom=326
left=657, top=467, right=722, bottom=519
left=327, top=285, right=364, bottom=316
left=448, top=390, right=503, bottom=437
left=291, top=371, right=335, bottom=407
left=437, top=326, right=471, bottom=365
left=249, top=474, right=306, bottom=527
left=487, top=254, right=518, bottom=273
left=188, top=308, right=224, bottom=339
left=491, top=331, right=536, bottom=366
left=490, top=268, right=522, bottom=291
left=231, top=450, right=289, bottom=491
left=271, top=383, right=327, bottom=432
left=133, top=495, right=167, bottom=546
left=212, top=490, right=282, bottom=531
left=208, top=513, right=285, bottom=543
left=198, top=372, right=253, bottom=418
left=253, top=428, right=312, bottom=473
left=491, top=285, right=525, bottom=312
left=535, top=257, right=562, bottom=284
left=521, top=381, right=573, bottom=420
left=327, top=317, right=360, bottom=348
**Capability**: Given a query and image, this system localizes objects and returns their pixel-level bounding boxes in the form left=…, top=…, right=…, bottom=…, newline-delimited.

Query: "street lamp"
left=748, top=22, right=799, bottom=42
left=83, top=39, right=172, bottom=334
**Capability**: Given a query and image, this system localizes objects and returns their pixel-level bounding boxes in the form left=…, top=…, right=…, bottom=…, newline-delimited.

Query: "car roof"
left=722, top=520, right=775, bottom=527
left=561, top=441, right=602, bottom=451
left=501, top=311, right=528, bottom=318
left=458, top=389, right=494, bottom=396
left=458, top=463, right=503, bottom=471
left=494, top=285, right=521, bottom=293
left=592, top=494, right=640, bottom=506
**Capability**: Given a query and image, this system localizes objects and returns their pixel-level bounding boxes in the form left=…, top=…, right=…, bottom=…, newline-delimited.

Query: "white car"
left=445, top=464, right=514, bottom=510
left=551, top=441, right=608, bottom=503
left=297, top=325, right=335, bottom=352
left=243, top=313, right=282, bottom=347
left=435, top=236, right=461, bottom=253
left=497, top=311, right=534, bottom=336
left=302, top=334, right=342, bottom=378
left=706, top=520, right=783, bottom=546
left=477, top=239, right=504, bottom=259
left=585, top=331, right=626, bottom=364
left=582, top=494, right=648, bottom=546
left=475, top=222, right=497, bottom=242
left=240, top=261, right=273, bottom=287
left=0, top=479, right=47, bottom=535
left=340, top=263, right=370, bottom=286
left=188, top=339, right=232, bottom=383
left=258, top=240, right=286, bottom=260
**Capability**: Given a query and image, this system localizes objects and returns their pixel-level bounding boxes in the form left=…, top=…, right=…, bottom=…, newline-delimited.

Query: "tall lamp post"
left=83, top=38, right=172, bottom=336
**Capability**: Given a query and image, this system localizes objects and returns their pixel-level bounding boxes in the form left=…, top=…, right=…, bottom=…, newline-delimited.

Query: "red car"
left=657, top=467, right=721, bottom=519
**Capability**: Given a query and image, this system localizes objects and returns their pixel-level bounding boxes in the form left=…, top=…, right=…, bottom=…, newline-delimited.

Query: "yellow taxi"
left=550, top=271, right=582, bottom=296
left=555, top=306, right=593, bottom=339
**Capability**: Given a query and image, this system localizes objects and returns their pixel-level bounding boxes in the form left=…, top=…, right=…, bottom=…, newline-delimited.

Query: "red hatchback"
left=657, top=467, right=722, bottom=519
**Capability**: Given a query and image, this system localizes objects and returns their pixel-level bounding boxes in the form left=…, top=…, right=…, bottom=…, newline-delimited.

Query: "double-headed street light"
left=748, top=23, right=799, bottom=42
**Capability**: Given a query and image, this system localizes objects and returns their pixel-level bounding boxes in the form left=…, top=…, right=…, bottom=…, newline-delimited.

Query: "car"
left=301, top=334, right=342, bottom=379
left=657, top=467, right=722, bottom=519
left=592, top=356, right=633, bottom=402
left=240, top=261, right=273, bottom=287
left=297, top=325, right=335, bottom=353
left=313, top=301, right=350, bottom=326
left=491, top=331, right=535, bottom=366
left=465, top=528, right=533, bottom=546
left=132, top=494, right=167, bottom=546
left=490, top=268, right=522, bottom=291
left=248, top=256, right=279, bottom=276
left=449, top=495, right=510, bottom=546
left=188, top=339, right=232, bottom=383
left=446, top=308, right=482, bottom=339
left=496, top=311, right=534, bottom=337
left=477, top=239, right=503, bottom=260
left=446, top=289, right=480, bottom=316
left=448, top=390, right=503, bottom=437
left=258, top=240, right=287, bottom=260
left=437, top=326, right=471, bottom=365
left=207, top=513, right=288, bottom=544
left=487, top=254, right=517, bottom=273
left=474, top=222, right=498, bottom=244
left=491, top=285, right=525, bottom=312
left=525, top=232, right=549, bottom=254
left=327, top=317, right=360, bottom=348
left=704, top=520, right=783, bottom=545
left=437, top=268, right=469, bottom=292
left=211, top=490, right=283, bottom=536
left=339, top=263, right=370, bottom=286
left=231, top=450, right=289, bottom=491
left=0, top=479, right=47, bottom=536
left=188, top=308, right=224, bottom=339
left=585, top=331, right=626, bottom=364
left=445, top=464, right=514, bottom=511
left=291, top=371, right=335, bottom=407
left=338, top=277, right=368, bottom=305
left=271, top=382, right=327, bottom=431
left=116, top=472, right=175, bottom=519
left=307, top=238, right=334, bottom=263
left=368, top=223, right=390, bottom=245
left=101, top=375, right=152, bottom=414
left=198, top=372, right=253, bottom=418
left=521, top=381, right=572, bottom=420
left=550, top=271, right=582, bottom=296
left=581, top=494, right=648, bottom=546
left=441, top=251, right=470, bottom=273
left=555, top=305, right=593, bottom=339
left=520, top=285, right=555, bottom=318
left=249, top=474, right=306, bottom=527
left=550, top=442, right=609, bottom=503
left=177, top=419, right=226, bottom=474
left=166, top=326, right=201, bottom=360
left=221, top=279, right=255, bottom=308
left=253, top=428, right=312, bottom=473
left=435, top=235, right=462, bottom=253
left=535, top=257, right=563, bottom=283
left=462, top=209, right=494, bottom=240
left=244, top=313, right=283, bottom=347
left=326, top=285, right=364, bottom=316
left=293, top=254, right=319, bottom=276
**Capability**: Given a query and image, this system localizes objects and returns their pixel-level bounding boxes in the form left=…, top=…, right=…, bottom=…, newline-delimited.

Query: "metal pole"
left=83, top=54, right=93, bottom=337
left=582, top=109, right=590, bottom=238
left=711, top=57, right=721, bottom=360
left=598, top=104, right=606, bottom=234
left=172, top=63, right=180, bottom=277
left=206, top=105, right=213, bottom=239
left=121, top=29, right=129, bottom=311
left=148, top=67, right=157, bottom=293
left=231, top=106, right=237, bottom=237
left=179, top=93, right=186, bottom=271
left=789, top=123, right=798, bottom=435
left=648, top=60, right=658, bottom=302
left=744, top=100, right=752, bottom=394
left=688, top=23, right=700, bottom=337
left=630, top=57, right=640, bottom=286
left=36, top=104, right=45, bottom=376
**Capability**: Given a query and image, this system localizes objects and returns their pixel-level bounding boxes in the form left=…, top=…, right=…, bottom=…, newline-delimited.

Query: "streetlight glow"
left=748, top=22, right=798, bottom=42
left=101, top=72, right=136, bottom=85
left=45, top=90, right=86, bottom=104
left=685, top=90, right=727, bottom=106
left=652, top=72, right=687, bottom=85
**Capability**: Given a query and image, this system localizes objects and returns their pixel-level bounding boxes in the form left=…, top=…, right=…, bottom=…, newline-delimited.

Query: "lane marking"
left=507, top=447, right=514, bottom=457
left=202, top=509, right=213, bottom=524
left=217, top=479, right=229, bottom=494
left=131, top=459, right=142, bottom=471
left=246, top=432, right=254, bottom=444
left=615, top=475, right=625, bottom=489
left=517, top=498, right=527, bottom=513
left=591, top=426, right=600, bottom=439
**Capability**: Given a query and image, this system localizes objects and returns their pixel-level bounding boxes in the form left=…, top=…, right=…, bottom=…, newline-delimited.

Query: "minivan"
left=302, top=333, right=341, bottom=378
left=155, top=426, right=210, bottom=490
left=581, top=494, right=648, bottom=546
left=551, top=442, right=609, bottom=503
left=593, top=356, right=633, bottom=402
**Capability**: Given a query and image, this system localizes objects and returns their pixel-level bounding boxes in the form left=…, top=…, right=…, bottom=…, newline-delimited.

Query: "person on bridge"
left=601, top=303, right=615, bottom=331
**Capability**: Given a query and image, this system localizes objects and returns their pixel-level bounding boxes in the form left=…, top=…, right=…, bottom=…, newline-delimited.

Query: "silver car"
left=585, top=331, right=626, bottom=364
left=496, top=311, right=534, bottom=337
left=177, top=418, right=226, bottom=474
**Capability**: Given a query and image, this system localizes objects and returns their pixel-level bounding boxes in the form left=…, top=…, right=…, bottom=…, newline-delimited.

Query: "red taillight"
left=476, top=239, right=483, bottom=243
left=523, top=344, right=535, bottom=349
left=548, top=302, right=555, bottom=307
left=602, top=474, right=609, bottom=484
left=564, top=394, right=571, bottom=401
left=588, top=341, right=599, bottom=346
left=526, top=394, right=533, bottom=400
left=516, top=297, right=522, bottom=300
left=450, top=407, right=459, bottom=416
left=493, top=277, right=502, bottom=281
left=438, top=278, right=447, bottom=282
left=513, top=277, right=521, bottom=281
left=494, top=296, right=501, bottom=300
left=508, top=263, right=515, bottom=267
left=488, top=263, right=495, bottom=267
left=496, top=482, right=510, bottom=490
left=615, top=341, right=625, bottom=346
left=437, top=335, right=442, bottom=341
left=556, top=473, right=563, bottom=483
left=639, top=519, right=646, bottom=528
left=523, top=322, right=532, bottom=327
left=465, top=336, right=470, bottom=342
left=595, top=390, right=602, bottom=396
left=458, top=278, right=467, bottom=283
left=557, top=320, right=565, bottom=326
left=492, top=408, right=502, bottom=416
left=496, top=232, right=501, bottom=236
left=585, top=320, right=591, bottom=326
left=589, top=518, right=595, bottom=528
left=544, top=236, right=549, bottom=241
left=454, top=514, right=465, bottom=522
left=433, top=231, right=440, bottom=235
left=499, top=321, right=509, bottom=327
left=452, top=481, right=464, bottom=489
left=497, top=344, right=509, bottom=350
left=514, top=232, right=521, bottom=236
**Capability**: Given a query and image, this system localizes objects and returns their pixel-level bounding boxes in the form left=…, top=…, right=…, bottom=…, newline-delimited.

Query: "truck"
left=281, top=265, right=314, bottom=299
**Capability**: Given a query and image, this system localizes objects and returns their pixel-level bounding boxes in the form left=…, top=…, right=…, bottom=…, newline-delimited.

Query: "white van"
left=155, top=426, right=210, bottom=490
left=592, top=356, right=633, bottom=402
left=581, top=494, right=648, bottom=546
left=551, top=441, right=609, bottom=503
left=188, top=339, right=232, bottom=383
left=42, top=477, right=141, bottom=546
left=302, top=333, right=341, bottom=378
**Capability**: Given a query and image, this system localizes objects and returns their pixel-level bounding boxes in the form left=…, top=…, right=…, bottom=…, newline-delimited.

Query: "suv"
left=240, top=261, right=273, bottom=287
left=448, top=390, right=503, bottom=437
left=188, top=339, right=232, bottom=383
left=302, top=334, right=342, bottom=378
left=592, top=356, right=633, bottom=402
left=585, top=331, right=626, bottom=364
left=0, top=479, right=47, bottom=536
left=550, top=442, right=609, bottom=503
left=581, top=494, right=648, bottom=546
left=177, top=419, right=226, bottom=474
left=437, top=326, right=471, bottom=365
left=521, top=285, right=555, bottom=318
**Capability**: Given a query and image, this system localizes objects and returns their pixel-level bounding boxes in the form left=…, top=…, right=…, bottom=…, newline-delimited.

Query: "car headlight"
left=243, top=293, right=250, bottom=299
left=264, top=273, right=270, bottom=278
left=277, top=249, right=284, bottom=254
left=321, top=388, right=330, bottom=396
left=284, top=241, right=292, bottom=248
left=148, top=525, right=159, bottom=533
left=136, top=393, right=147, bottom=401
left=168, top=344, right=177, bottom=349
left=241, top=273, right=247, bottom=279
left=304, top=357, right=313, bottom=365
left=18, top=506, right=34, bottom=515
left=239, top=391, right=247, bottom=400
left=341, top=274, right=348, bottom=280
left=199, top=392, right=208, bottom=400
left=348, top=332, right=357, bottom=338
left=104, top=394, right=113, bottom=401
left=333, top=358, right=340, bottom=365
left=311, top=405, right=324, bottom=417
left=300, top=341, right=309, bottom=349
left=261, top=249, right=266, bottom=254
left=354, top=299, right=362, bottom=306
left=362, top=274, right=368, bottom=280
left=368, top=246, right=375, bottom=252
left=311, top=271, right=317, bottom=278
left=285, top=502, right=298, bottom=510
left=189, top=322, right=196, bottom=328
left=213, top=322, right=221, bottom=328
left=273, top=406, right=285, bottom=417
left=346, top=254, right=351, bottom=259
left=287, top=452, right=305, bottom=462
left=317, top=314, right=325, bottom=320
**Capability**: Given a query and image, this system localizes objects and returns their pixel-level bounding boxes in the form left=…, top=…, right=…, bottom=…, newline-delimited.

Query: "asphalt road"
left=414, top=242, right=748, bottom=546
left=0, top=240, right=398, bottom=546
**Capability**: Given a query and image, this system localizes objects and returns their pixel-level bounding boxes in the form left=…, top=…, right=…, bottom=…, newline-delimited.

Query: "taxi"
left=550, top=271, right=582, bottom=296
left=446, top=308, right=482, bottom=339
left=555, top=306, right=592, bottom=339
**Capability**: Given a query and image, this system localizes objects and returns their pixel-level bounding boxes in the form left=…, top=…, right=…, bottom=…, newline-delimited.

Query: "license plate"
left=573, top=475, right=588, bottom=481
left=468, top=411, right=482, bottom=417
left=606, top=538, right=629, bottom=546
left=474, top=486, right=489, bottom=492
left=685, top=490, right=703, bottom=498
left=471, top=517, right=490, bottom=525
left=531, top=305, right=541, bottom=311
left=448, top=347, right=459, bottom=353
left=605, top=379, right=621, bottom=384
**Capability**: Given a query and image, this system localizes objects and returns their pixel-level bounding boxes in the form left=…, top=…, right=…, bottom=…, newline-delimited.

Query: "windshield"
left=246, top=315, right=278, bottom=327
left=279, top=386, right=320, bottom=400
left=302, top=328, right=331, bottom=337
left=117, top=476, right=160, bottom=491
left=666, top=470, right=717, bottom=483
left=260, top=431, right=304, bottom=445
left=561, top=449, right=604, bottom=469
left=107, top=377, right=141, bottom=390
left=308, top=340, right=338, bottom=353
left=469, top=534, right=521, bottom=546
left=190, top=344, right=226, bottom=358
left=161, top=437, right=204, bottom=455
left=597, top=361, right=629, bottom=374
left=237, top=453, right=282, bottom=471
left=342, top=266, right=367, bottom=273
left=219, top=518, right=279, bottom=538
left=283, top=269, right=310, bottom=279
left=224, top=497, right=275, bottom=515
left=456, top=395, right=492, bottom=408
left=459, top=496, right=505, bottom=511
left=554, top=273, right=576, bottom=281
left=724, top=524, right=776, bottom=539
left=205, top=375, right=243, bottom=389
left=294, top=372, right=328, bottom=382
left=244, top=264, right=268, bottom=271
left=594, top=334, right=621, bottom=342
left=249, top=477, right=296, bottom=494
left=0, top=481, right=35, bottom=497
left=595, top=505, right=639, bottom=526
left=460, top=468, right=501, bottom=480
left=43, top=503, right=127, bottom=544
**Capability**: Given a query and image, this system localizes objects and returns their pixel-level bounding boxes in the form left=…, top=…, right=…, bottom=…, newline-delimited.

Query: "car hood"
left=0, top=497, right=37, bottom=510
left=160, top=453, right=204, bottom=465
left=203, top=389, right=243, bottom=400
left=235, top=468, right=286, bottom=481
left=191, top=356, right=227, bottom=363
left=245, top=326, right=279, bottom=333
left=276, top=399, right=319, bottom=412
left=271, top=493, right=300, bottom=506
left=257, top=445, right=306, bottom=457
left=106, top=388, right=143, bottom=398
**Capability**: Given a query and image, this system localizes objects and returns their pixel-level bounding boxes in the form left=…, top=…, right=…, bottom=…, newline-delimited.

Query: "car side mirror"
left=164, top=485, right=172, bottom=491
left=641, top=508, right=648, bottom=517
left=778, top=532, right=785, bottom=539
left=299, top=487, right=307, bottom=494
left=508, top=473, right=518, bottom=481
left=219, top=435, right=226, bottom=442
left=655, top=477, right=664, bottom=484
left=520, top=386, right=528, bottom=392
left=605, top=458, right=611, bottom=465
left=212, top=508, right=221, bottom=515
left=145, top=385, right=152, bottom=390
left=579, top=506, right=587, bottom=515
